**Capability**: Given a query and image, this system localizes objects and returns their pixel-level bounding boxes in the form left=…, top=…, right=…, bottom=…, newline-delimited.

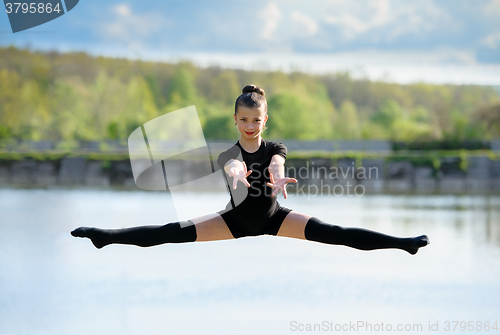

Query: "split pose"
left=71, top=85, right=429, bottom=254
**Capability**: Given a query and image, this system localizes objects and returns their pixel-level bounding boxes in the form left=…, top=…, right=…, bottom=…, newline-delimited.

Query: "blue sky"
left=1, top=0, right=500, bottom=84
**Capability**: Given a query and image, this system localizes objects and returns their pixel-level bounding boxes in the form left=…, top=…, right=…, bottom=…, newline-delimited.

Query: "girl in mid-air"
left=72, top=85, right=429, bottom=254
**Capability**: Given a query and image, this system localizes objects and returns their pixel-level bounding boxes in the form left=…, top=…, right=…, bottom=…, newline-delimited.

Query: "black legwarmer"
left=71, top=221, right=197, bottom=249
left=304, top=217, right=429, bottom=254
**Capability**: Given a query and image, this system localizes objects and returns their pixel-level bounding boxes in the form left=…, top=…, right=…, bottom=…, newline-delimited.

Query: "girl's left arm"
left=268, top=155, right=297, bottom=199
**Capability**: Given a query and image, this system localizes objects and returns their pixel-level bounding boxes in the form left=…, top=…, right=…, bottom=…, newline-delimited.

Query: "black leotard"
left=216, top=139, right=291, bottom=238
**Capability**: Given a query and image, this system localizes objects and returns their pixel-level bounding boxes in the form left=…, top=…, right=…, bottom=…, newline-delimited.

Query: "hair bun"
left=242, top=84, right=265, bottom=96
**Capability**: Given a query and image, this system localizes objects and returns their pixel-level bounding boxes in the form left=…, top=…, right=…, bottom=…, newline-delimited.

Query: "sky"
left=1, top=0, right=500, bottom=85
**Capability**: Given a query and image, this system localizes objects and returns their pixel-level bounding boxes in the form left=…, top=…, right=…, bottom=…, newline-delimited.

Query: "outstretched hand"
left=228, top=160, right=253, bottom=189
left=266, top=172, right=297, bottom=199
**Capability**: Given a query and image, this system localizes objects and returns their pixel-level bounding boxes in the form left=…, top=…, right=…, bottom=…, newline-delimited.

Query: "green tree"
left=0, top=69, right=23, bottom=136
left=475, top=103, right=500, bottom=139
left=1, top=46, right=500, bottom=143
left=372, top=99, right=404, bottom=128
left=48, top=79, right=82, bottom=140
left=267, top=93, right=311, bottom=139
left=336, top=99, right=360, bottom=139
left=265, top=83, right=335, bottom=140
left=209, top=70, right=240, bottom=105
left=203, top=115, right=238, bottom=139
left=168, top=67, right=197, bottom=106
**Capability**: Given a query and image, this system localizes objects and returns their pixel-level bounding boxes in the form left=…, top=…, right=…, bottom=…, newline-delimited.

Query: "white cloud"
left=259, top=2, right=282, bottom=40
left=324, top=13, right=368, bottom=40
left=84, top=0, right=492, bottom=63
left=178, top=48, right=497, bottom=85
left=98, top=3, right=167, bottom=50
left=485, top=0, right=500, bottom=15
left=114, top=4, right=131, bottom=17
left=291, top=11, right=318, bottom=36
left=370, top=0, right=391, bottom=26
left=324, top=0, right=394, bottom=40
left=323, top=0, right=456, bottom=42
left=418, top=1, right=455, bottom=33
left=482, top=31, right=500, bottom=49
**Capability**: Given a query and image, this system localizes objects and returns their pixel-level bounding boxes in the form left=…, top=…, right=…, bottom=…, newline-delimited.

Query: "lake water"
left=1, top=189, right=499, bottom=335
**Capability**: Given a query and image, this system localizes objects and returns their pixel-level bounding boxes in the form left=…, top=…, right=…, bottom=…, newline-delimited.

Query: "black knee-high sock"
left=71, top=221, right=197, bottom=249
left=304, top=217, right=429, bottom=255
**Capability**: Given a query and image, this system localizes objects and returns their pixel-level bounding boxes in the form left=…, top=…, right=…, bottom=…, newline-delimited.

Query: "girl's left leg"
left=277, top=211, right=429, bottom=255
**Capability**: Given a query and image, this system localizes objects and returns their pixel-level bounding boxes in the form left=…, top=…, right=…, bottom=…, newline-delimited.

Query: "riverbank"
left=1, top=149, right=499, bottom=194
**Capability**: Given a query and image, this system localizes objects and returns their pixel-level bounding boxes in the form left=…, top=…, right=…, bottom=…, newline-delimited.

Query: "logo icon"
left=4, top=0, right=79, bottom=33
left=127, top=106, right=244, bottom=220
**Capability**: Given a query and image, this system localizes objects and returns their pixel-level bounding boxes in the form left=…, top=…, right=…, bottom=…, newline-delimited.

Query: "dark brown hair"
left=235, top=85, right=267, bottom=114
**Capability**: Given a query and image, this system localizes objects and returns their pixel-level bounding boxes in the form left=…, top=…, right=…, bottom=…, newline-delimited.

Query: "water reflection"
left=1, top=189, right=499, bottom=335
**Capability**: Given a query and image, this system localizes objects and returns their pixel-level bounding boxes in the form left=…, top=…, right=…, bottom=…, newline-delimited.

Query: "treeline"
left=0, top=45, right=499, bottom=143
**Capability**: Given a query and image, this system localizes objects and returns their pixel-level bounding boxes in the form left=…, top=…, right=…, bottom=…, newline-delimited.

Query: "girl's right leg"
left=70, top=213, right=234, bottom=249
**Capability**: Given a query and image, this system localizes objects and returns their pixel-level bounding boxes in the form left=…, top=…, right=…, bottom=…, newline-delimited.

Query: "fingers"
left=234, top=177, right=250, bottom=189
left=267, top=178, right=279, bottom=197
left=267, top=180, right=277, bottom=195
left=232, top=168, right=252, bottom=189
left=283, top=178, right=296, bottom=199
left=231, top=168, right=296, bottom=196
left=271, top=182, right=281, bottom=197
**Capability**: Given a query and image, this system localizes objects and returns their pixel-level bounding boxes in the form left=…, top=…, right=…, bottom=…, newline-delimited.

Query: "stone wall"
left=1, top=155, right=499, bottom=193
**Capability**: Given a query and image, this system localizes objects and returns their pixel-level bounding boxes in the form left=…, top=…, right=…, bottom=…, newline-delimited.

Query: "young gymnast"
left=71, top=85, right=429, bottom=254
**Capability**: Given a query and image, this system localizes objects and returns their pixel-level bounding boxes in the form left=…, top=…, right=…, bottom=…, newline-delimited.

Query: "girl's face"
left=234, top=105, right=268, bottom=140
